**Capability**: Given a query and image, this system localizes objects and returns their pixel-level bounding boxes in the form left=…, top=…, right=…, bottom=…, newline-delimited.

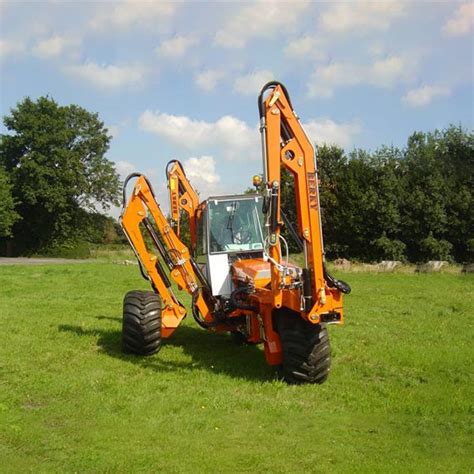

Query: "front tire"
left=122, top=290, right=162, bottom=356
left=275, top=309, right=331, bottom=384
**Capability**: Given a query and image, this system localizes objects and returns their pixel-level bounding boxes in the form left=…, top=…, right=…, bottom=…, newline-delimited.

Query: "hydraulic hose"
left=281, top=210, right=304, bottom=252
left=165, top=159, right=184, bottom=179
left=323, top=263, right=351, bottom=294
left=258, top=81, right=294, bottom=119
left=122, top=173, right=142, bottom=208
left=191, top=291, right=217, bottom=329
left=166, top=160, right=187, bottom=192
left=122, top=172, right=157, bottom=208
left=230, top=287, right=258, bottom=313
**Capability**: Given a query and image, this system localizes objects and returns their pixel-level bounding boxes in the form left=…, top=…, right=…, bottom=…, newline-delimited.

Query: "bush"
left=40, top=240, right=91, bottom=259
left=75, top=210, right=120, bottom=245
left=418, top=233, right=453, bottom=262
left=372, top=233, right=406, bottom=261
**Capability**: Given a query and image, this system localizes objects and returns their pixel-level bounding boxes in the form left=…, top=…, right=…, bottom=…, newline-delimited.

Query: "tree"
left=433, top=125, right=473, bottom=262
left=400, top=125, right=473, bottom=262
left=0, top=96, right=120, bottom=254
left=317, top=144, right=349, bottom=258
left=0, top=165, right=20, bottom=238
left=400, top=131, right=449, bottom=261
left=368, top=146, right=406, bottom=261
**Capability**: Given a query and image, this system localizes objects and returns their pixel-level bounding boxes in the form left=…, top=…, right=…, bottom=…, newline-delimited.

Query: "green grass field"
left=0, top=263, right=473, bottom=472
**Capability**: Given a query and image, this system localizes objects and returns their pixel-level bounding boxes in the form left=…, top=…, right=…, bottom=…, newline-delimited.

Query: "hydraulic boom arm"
left=258, top=81, right=347, bottom=323
left=120, top=174, right=212, bottom=337
left=166, top=160, right=200, bottom=251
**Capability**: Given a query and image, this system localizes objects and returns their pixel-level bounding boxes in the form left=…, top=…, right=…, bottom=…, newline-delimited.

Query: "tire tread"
left=275, top=309, right=331, bottom=385
left=122, top=290, right=162, bottom=356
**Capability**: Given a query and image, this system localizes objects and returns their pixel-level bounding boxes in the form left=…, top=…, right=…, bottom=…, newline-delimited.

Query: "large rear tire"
left=275, top=309, right=331, bottom=384
left=122, top=290, right=162, bottom=356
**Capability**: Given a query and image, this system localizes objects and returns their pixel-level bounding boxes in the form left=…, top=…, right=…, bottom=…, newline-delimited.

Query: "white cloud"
left=284, top=36, right=326, bottom=60
left=116, top=160, right=136, bottom=177
left=183, top=156, right=223, bottom=198
left=319, top=1, right=405, bottom=34
left=183, top=156, right=220, bottom=185
left=0, top=39, right=26, bottom=58
left=308, top=56, right=414, bottom=98
left=442, top=2, right=474, bottom=37
left=117, top=157, right=222, bottom=212
left=63, top=62, right=146, bottom=89
left=195, top=69, right=227, bottom=92
left=402, top=85, right=451, bottom=108
left=157, top=34, right=198, bottom=58
left=139, top=111, right=259, bottom=160
left=233, top=70, right=274, bottom=96
left=31, top=34, right=80, bottom=59
left=184, top=155, right=220, bottom=196
left=371, top=56, right=408, bottom=87
left=106, top=125, right=120, bottom=138
left=139, top=106, right=362, bottom=159
left=215, top=0, right=310, bottom=48
left=367, top=41, right=385, bottom=57
left=303, top=119, right=362, bottom=149
left=90, top=0, right=176, bottom=31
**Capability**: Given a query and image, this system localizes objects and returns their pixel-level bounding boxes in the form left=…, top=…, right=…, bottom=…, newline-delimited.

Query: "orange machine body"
left=120, top=82, right=348, bottom=368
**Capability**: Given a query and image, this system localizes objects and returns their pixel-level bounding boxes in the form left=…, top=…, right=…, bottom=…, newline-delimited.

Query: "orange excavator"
left=120, top=82, right=350, bottom=384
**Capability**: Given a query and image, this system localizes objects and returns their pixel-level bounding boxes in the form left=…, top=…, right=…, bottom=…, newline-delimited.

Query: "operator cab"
left=196, top=194, right=265, bottom=296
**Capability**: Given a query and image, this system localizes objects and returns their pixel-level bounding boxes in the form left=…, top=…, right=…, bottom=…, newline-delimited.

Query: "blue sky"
left=1, top=0, right=473, bottom=213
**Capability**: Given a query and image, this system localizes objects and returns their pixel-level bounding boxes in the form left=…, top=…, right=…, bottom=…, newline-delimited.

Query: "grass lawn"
left=0, top=263, right=472, bottom=472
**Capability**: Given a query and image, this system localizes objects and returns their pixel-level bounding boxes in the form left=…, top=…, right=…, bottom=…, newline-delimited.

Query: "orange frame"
left=259, top=83, right=344, bottom=324
left=120, top=82, right=344, bottom=366
left=166, top=160, right=200, bottom=252
left=120, top=176, right=213, bottom=338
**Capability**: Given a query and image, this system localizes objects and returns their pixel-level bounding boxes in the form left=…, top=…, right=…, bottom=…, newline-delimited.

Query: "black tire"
left=275, top=309, right=331, bottom=384
left=122, top=290, right=162, bottom=356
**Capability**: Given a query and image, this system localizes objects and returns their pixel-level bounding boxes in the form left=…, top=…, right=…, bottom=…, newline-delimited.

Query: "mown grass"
left=0, top=263, right=472, bottom=473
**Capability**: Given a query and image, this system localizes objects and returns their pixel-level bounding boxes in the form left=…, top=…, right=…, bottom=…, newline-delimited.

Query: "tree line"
left=1, top=96, right=472, bottom=262
left=280, top=126, right=473, bottom=263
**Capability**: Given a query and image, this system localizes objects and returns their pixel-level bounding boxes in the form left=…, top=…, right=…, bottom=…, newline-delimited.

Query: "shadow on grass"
left=58, top=319, right=275, bottom=382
